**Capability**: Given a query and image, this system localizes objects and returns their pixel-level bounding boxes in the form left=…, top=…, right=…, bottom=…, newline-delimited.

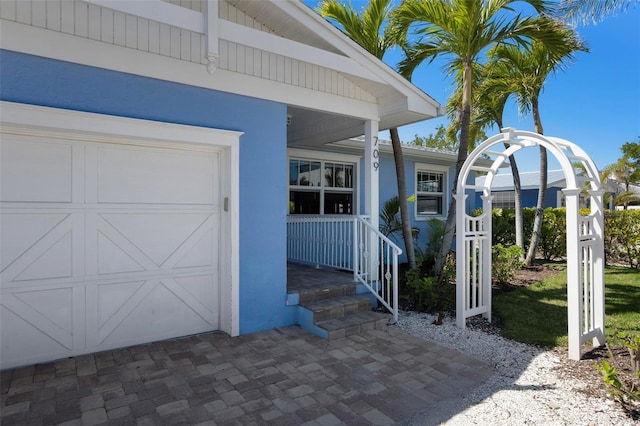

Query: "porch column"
left=364, top=120, right=379, bottom=280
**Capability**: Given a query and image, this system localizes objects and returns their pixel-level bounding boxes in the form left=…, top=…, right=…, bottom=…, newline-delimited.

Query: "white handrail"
left=353, top=216, right=402, bottom=324
left=286, top=215, right=401, bottom=324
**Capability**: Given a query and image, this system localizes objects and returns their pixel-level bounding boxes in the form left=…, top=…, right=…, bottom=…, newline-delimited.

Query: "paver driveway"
left=0, top=326, right=493, bottom=425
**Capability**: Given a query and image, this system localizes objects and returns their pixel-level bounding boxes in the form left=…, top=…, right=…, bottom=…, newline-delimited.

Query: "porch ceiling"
left=287, top=106, right=434, bottom=149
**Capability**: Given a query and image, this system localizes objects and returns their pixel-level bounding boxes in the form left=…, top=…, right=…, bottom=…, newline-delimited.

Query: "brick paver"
left=0, top=327, right=493, bottom=425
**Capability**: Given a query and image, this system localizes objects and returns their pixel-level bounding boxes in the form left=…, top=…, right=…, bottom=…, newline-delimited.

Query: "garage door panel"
left=1, top=307, right=72, bottom=367
left=0, top=137, right=73, bottom=203
left=15, top=232, right=73, bottom=282
left=0, top=213, right=70, bottom=273
left=97, top=231, right=149, bottom=275
left=98, top=213, right=214, bottom=268
left=95, top=277, right=218, bottom=347
left=97, top=145, right=218, bottom=205
left=173, top=275, right=219, bottom=317
left=1, top=288, right=75, bottom=354
left=1, top=214, right=74, bottom=283
left=174, top=228, right=215, bottom=269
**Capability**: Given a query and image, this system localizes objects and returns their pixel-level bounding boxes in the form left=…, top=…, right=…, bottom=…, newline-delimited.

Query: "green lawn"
left=493, top=266, right=640, bottom=347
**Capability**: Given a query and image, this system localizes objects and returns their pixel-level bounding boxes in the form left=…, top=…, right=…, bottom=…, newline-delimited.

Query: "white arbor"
left=455, top=128, right=605, bottom=360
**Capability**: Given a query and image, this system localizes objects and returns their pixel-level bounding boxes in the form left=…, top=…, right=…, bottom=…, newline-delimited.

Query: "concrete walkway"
left=0, top=326, right=493, bottom=425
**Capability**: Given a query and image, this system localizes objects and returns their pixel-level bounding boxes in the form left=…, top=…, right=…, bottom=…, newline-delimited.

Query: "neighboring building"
left=475, top=169, right=588, bottom=209
left=0, top=0, right=452, bottom=369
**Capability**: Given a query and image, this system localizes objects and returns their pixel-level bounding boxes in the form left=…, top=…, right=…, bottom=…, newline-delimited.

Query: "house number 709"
left=373, top=136, right=379, bottom=171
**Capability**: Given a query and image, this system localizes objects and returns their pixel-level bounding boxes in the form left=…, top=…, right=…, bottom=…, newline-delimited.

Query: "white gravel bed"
left=397, top=311, right=636, bottom=426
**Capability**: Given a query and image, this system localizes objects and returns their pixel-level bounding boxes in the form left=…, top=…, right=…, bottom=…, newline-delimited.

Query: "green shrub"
left=406, top=255, right=455, bottom=313
left=539, top=208, right=567, bottom=261
left=492, top=244, right=524, bottom=284
left=605, top=210, right=640, bottom=268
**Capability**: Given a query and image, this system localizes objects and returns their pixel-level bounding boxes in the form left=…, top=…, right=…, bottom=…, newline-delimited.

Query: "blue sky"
left=304, top=1, right=640, bottom=172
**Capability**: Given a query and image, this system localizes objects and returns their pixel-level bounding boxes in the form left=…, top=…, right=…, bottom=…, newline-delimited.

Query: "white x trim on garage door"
left=0, top=102, right=241, bottom=369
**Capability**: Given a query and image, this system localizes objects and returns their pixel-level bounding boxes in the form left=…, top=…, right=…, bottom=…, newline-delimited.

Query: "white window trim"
left=415, top=163, right=449, bottom=221
left=287, top=149, right=360, bottom=215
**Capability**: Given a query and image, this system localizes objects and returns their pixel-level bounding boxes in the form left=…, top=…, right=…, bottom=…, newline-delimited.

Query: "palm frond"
left=557, top=0, right=638, bottom=25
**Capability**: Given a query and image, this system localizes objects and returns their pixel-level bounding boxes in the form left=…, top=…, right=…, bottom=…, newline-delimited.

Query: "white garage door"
left=0, top=105, right=236, bottom=369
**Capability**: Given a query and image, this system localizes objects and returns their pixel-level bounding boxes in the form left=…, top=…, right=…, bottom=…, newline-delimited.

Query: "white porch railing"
left=286, top=215, right=402, bottom=323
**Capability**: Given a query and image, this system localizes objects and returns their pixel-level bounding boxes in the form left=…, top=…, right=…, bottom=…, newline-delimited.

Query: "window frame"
left=288, top=149, right=360, bottom=216
left=414, top=163, right=449, bottom=220
left=492, top=191, right=516, bottom=209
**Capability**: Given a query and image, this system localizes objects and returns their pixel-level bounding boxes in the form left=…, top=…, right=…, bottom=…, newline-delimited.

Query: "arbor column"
left=564, top=188, right=582, bottom=360
left=589, top=188, right=606, bottom=348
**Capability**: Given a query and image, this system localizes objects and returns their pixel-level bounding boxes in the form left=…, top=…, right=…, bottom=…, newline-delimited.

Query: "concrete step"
left=301, top=295, right=372, bottom=322
left=295, top=281, right=358, bottom=303
left=315, top=311, right=390, bottom=339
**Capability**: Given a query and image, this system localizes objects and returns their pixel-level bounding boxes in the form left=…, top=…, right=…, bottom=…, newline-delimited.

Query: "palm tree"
left=602, top=156, right=640, bottom=209
left=391, top=0, right=564, bottom=275
left=318, top=0, right=418, bottom=269
left=472, top=74, right=526, bottom=253
left=488, top=22, right=588, bottom=265
left=558, top=0, right=638, bottom=24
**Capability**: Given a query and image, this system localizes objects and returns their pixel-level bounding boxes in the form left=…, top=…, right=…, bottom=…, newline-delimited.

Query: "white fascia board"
left=0, top=20, right=378, bottom=121
left=84, top=0, right=204, bottom=31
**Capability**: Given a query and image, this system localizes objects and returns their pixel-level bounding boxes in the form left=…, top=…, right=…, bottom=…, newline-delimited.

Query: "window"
left=289, top=157, right=356, bottom=215
left=492, top=191, right=516, bottom=209
left=558, top=191, right=588, bottom=209
left=415, top=165, right=448, bottom=218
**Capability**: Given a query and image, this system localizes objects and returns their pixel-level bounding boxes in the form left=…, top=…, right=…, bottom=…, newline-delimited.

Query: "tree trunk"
left=496, top=117, right=524, bottom=254
left=508, top=151, right=525, bottom=253
left=525, top=99, right=546, bottom=266
left=389, top=128, right=416, bottom=269
left=435, top=62, right=473, bottom=275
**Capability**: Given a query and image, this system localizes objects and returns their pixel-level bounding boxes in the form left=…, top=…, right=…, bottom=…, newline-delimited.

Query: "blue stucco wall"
left=0, top=49, right=293, bottom=335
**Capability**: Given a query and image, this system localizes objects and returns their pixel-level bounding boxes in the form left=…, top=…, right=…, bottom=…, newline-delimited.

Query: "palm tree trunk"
left=525, top=100, right=546, bottom=265
left=435, top=63, right=473, bottom=275
left=508, top=152, right=525, bottom=252
left=390, top=128, right=416, bottom=269
left=496, top=117, right=524, bottom=253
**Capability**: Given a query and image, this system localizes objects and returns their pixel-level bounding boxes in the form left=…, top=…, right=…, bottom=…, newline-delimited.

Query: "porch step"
left=301, top=295, right=372, bottom=323
left=315, top=311, right=390, bottom=339
left=296, top=281, right=357, bottom=303
left=288, top=263, right=391, bottom=340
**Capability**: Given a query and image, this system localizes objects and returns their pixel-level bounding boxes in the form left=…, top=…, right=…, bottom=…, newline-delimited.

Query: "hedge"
left=476, top=208, right=640, bottom=268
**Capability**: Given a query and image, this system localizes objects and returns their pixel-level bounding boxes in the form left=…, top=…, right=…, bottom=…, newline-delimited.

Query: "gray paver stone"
left=107, top=405, right=131, bottom=419
left=362, top=408, right=395, bottom=426
left=80, top=394, right=104, bottom=412
left=156, top=399, right=189, bottom=416
left=81, top=408, right=108, bottom=426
